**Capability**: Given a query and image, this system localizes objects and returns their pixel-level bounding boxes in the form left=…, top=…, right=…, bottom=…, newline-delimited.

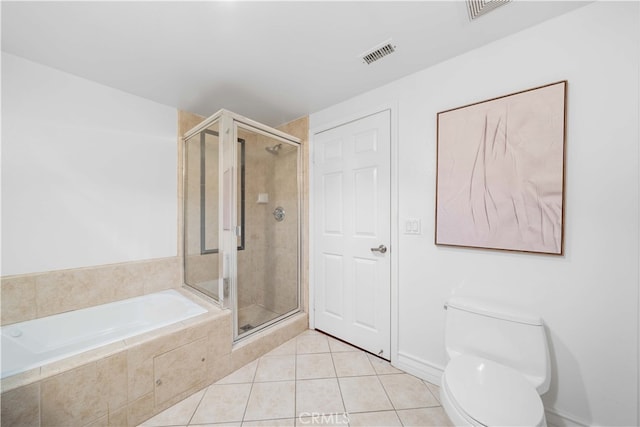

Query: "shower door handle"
left=370, top=245, right=387, bottom=254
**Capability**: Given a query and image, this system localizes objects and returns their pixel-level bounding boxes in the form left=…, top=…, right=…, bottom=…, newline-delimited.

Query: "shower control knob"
left=273, top=207, right=285, bottom=222
left=371, top=245, right=387, bottom=254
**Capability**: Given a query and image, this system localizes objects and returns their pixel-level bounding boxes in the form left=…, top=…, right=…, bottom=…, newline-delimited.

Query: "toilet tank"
left=444, top=297, right=551, bottom=394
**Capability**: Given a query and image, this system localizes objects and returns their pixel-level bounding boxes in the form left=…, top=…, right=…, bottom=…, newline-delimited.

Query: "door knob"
left=371, top=245, right=387, bottom=254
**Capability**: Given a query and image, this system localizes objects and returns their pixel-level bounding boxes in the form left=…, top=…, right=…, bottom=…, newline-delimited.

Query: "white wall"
left=1, top=53, right=178, bottom=276
left=310, top=2, right=639, bottom=426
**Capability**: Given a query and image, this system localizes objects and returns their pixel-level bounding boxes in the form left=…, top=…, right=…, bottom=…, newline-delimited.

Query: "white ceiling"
left=1, top=1, right=589, bottom=126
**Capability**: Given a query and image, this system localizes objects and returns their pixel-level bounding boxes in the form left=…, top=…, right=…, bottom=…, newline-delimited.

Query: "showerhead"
left=265, top=144, right=282, bottom=155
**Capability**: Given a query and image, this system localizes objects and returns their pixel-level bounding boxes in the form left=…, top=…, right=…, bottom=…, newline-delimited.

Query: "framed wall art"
left=435, top=81, right=567, bottom=255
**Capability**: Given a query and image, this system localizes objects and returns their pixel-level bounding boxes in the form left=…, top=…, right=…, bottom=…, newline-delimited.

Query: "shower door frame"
left=232, top=119, right=303, bottom=342
left=182, top=109, right=303, bottom=341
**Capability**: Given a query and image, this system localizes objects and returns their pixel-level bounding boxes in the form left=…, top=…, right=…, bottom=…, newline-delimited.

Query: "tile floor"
left=139, top=330, right=453, bottom=427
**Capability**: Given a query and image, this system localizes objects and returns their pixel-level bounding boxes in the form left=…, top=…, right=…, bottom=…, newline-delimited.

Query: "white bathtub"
left=0, top=289, right=207, bottom=379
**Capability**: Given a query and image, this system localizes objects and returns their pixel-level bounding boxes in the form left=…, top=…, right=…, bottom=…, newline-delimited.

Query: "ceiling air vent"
left=360, top=41, right=396, bottom=65
left=467, top=0, right=511, bottom=21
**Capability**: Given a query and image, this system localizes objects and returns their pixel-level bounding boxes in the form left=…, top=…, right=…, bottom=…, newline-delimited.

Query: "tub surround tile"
left=41, top=362, right=108, bottom=427
left=1, top=274, right=37, bottom=325
left=0, top=367, right=41, bottom=393
left=206, top=312, right=233, bottom=359
left=0, top=382, right=40, bottom=427
left=1, top=302, right=305, bottom=427
left=124, top=322, right=184, bottom=348
left=35, top=265, right=143, bottom=319
left=206, top=352, right=233, bottom=385
left=128, top=392, right=156, bottom=427
left=154, top=337, right=208, bottom=406
left=98, top=352, right=129, bottom=412
left=141, top=258, right=182, bottom=294
left=108, top=406, right=129, bottom=427
left=41, top=340, right=127, bottom=379
left=1, top=257, right=182, bottom=326
left=127, top=318, right=213, bottom=401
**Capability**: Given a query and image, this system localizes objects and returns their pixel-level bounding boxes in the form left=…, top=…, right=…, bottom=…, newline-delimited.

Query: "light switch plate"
left=404, top=219, right=421, bottom=235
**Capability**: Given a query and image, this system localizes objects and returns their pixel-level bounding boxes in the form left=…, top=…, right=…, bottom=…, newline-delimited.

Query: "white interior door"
left=313, top=110, right=391, bottom=359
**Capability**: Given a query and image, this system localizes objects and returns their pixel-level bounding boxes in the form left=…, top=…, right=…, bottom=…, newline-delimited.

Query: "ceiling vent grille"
left=361, top=43, right=396, bottom=65
left=467, top=0, right=511, bottom=20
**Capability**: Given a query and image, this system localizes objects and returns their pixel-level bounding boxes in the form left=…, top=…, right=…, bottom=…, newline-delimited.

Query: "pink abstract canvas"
left=435, top=81, right=567, bottom=254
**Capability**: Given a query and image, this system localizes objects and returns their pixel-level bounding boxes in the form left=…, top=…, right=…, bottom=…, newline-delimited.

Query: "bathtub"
left=0, top=289, right=207, bottom=379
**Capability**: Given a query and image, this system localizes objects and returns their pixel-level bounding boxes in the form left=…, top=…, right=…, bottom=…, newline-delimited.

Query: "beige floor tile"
left=296, top=353, right=336, bottom=380
left=242, top=418, right=295, bottom=426
left=254, top=355, right=296, bottom=382
left=338, top=376, right=392, bottom=413
left=190, top=383, right=252, bottom=424
left=244, top=381, right=296, bottom=421
left=379, top=374, right=439, bottom=410
left=296, top=378, right=344, bottom=417
left=265, top=338, right=297, bottom=356
left=191, top=423, right=241, bottom=427
left=296, top=415, right=350, bottom=426
left=395, top=407, right=453, bottom=427
left=327, top=337, right=359, bottom=353
left=296, top=335, right=330, bottom=354
left=216, top=360, right=259, bottom=385
left=331, top=352, right=375, bottom=377
left=366, top=354, right=403, bottom=375
left=140, top=388, right=205, bottom=426
left=424, top=381, right=441, bottom=403
left=347, top=410, right=402, bottom=427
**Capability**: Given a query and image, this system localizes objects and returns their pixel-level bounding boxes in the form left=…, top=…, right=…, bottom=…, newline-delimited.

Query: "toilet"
left=440, top=297, right=551, bottom=427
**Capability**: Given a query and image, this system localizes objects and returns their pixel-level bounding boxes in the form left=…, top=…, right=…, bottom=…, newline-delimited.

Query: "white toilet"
left=440, top=297, right=551, bottom=427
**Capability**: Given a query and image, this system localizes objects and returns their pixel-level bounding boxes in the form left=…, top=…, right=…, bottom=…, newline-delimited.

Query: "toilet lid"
left=444, top=355, right=545, bottom=427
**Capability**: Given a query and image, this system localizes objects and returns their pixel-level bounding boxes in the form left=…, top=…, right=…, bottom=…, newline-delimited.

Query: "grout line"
left=185, top=387, right=209, bottom=426
left=294, top=341, right=299, bottom=421
left=329, top=351, right=349, bottom=417
left=239, top=355, right=260, bottom=423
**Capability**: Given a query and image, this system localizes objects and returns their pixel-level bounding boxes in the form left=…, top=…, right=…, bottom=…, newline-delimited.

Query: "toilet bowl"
left=441, top=297, right=551, bottom=427
left=440, top=355, right=546, bottom=427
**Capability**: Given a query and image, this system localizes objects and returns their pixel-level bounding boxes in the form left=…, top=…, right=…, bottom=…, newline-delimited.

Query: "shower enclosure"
left=183, top=109, right=301, bottom=340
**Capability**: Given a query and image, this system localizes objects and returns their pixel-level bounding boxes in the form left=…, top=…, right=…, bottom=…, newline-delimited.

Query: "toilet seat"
left=442, top=355, right=546, bottom=427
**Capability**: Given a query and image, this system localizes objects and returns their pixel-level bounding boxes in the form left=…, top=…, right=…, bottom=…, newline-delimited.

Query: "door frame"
left=309, top=102, right=399, bottom=365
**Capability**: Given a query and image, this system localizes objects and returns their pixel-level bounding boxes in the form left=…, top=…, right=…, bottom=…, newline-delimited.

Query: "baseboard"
left=395, top=351, right=444, bottom=386
left=545, top=408, right=589, bottom=427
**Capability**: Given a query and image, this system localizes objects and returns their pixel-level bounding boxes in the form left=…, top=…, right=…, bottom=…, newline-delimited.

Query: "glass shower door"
left=184, top=119, right=221, bottom=300
left=234, top=123, right=300, bottom=339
